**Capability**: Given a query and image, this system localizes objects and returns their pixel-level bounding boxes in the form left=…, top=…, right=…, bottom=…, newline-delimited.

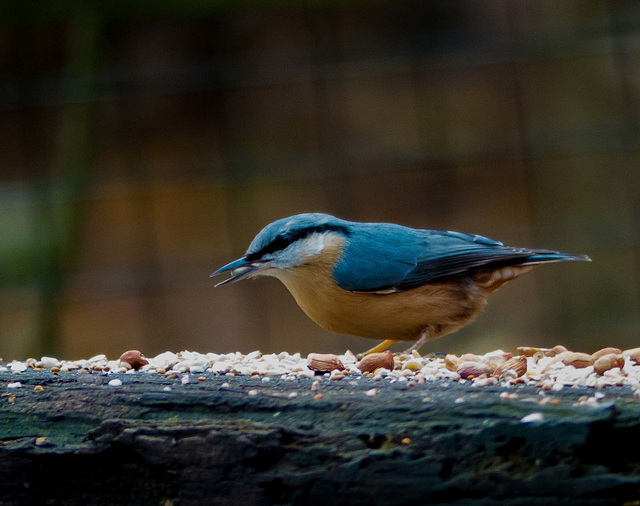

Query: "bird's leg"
left=363, top=339, right=399, bottom=355
left=402, top=328, right=430, bottom=354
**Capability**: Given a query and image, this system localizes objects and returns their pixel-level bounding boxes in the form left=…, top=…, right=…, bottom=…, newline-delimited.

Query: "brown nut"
left=623, top=347, right=640, bottom=363
left=307, top=353, right=345, bottom=372
left=358, top=351, right=394, bottom=373
left=445, top=354, right=462, bottom=371
left=549, top=345, right=568, bottom=356
left=118, top=350, right=149, bottom=370
left=460, top=353, right=482, bottom=362
left=593, top=354, right=625, bottom=375
left=493, top=356, right=527, bottom=379
left=592, top=347, right=622, bottom=360
left=484, top=353, right=513, bottom=372
left=518, top=346, right=565, bottom=358
left=456, top=361, right=492, bottom=379
left=517, top=347, right=550, bottom=357
left=561, top=352, right=594, bottom=369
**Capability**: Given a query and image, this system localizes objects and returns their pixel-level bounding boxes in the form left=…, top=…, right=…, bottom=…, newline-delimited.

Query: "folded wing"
left=333, top=224, right=589, bottom=293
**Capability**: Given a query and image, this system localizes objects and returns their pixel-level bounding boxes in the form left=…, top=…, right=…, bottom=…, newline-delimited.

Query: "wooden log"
left=0, top=369, right=639, bottom=504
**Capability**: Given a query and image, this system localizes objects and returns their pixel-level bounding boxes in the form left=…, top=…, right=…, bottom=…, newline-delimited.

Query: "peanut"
left=307, top=353, right=344, bottom=372
left=358, top=351, right=394, bottom=373
left=118, top=350, right=149, bottom=370
left=456, top=361, right=492, bottom=379
left=593, top=354, right=625, bottom=375
left=592, top=347, right=622, bottom=360
left=493, top=356, right=527, bottom=379
left=561, top=352, right=594, bottom=369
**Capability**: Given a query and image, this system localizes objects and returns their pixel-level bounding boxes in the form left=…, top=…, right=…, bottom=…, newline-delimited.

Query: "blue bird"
left=211, top=213, right=590, bottom=354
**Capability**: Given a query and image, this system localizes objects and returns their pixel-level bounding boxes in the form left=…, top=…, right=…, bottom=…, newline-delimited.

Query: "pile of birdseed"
left=2, top=345, right=640, bottom=395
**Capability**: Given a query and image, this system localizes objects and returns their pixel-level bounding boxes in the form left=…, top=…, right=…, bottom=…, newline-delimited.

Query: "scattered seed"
left=0, top=345, right=635, bottom=393
left=520, top=412, right=544, bottom=424
left=34, top=385, right=43, bottom=392
left=118, top=350, right=149, bottom=370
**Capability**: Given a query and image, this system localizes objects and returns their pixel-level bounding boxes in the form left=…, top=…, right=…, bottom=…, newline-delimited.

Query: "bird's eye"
left=269, top=234, right=294, bottom=253
left=246, top=233, right=296, bottom=261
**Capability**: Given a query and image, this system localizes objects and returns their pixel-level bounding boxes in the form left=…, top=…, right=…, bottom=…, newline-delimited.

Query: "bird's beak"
left=210, top=257, right=266, bottom=287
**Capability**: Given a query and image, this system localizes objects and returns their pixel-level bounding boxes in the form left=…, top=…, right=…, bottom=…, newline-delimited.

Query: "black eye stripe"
left=245, top=224, right=349, bottom=261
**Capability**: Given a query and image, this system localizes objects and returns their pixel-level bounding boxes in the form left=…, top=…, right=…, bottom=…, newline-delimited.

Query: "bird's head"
left=211, top=213, right=350, bottom=286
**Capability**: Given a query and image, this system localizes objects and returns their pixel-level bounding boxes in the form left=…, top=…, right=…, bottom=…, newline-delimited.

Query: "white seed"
left=108, top=379, right=122, bottom=387
left=10, top=362, right=27, bottom=374
left=7, top=382, right=22, bottom=389
left=520, top=412, right=544, bottom=424
left=41, top=357, right=60, bottom=369
left=245, top=350, right=262, bottom=360
left=366, top=388, right=378, bottom=397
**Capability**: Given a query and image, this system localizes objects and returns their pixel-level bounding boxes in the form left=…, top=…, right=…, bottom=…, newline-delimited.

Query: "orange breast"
left=272, top=237, right=540, bottom=342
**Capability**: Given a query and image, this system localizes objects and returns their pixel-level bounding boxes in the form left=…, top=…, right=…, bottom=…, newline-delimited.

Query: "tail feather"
left=519, top=251, right=591, bottom=265
left=474, top=251, right=590, bottom=291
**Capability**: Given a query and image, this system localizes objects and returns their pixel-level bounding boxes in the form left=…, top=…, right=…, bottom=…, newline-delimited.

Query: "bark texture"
left=0, top=370, right=639, bottom=505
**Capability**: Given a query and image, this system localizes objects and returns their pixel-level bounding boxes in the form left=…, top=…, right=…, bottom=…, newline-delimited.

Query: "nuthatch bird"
left=211, top=213, right=590, bottom=354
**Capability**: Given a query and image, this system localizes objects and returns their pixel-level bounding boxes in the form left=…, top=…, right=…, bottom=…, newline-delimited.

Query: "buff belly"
left=277, top=269, right=489, bottom=342
left=272, top=259, right=541, bottom=342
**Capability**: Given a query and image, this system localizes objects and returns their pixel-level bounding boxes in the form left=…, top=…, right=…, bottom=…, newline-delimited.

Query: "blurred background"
left=1, top=0, right=639, bottom=360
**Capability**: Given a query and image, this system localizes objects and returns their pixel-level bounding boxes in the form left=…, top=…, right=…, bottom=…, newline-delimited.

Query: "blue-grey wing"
left=333, top=225, right=580, bottom=293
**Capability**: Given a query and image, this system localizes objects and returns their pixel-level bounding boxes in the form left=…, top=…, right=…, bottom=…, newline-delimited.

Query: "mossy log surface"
left=0, top=369, right=639, bottom=505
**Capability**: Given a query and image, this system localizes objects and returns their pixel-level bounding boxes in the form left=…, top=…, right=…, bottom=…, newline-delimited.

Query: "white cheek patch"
left=305, top=233, right=327, bottom=256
